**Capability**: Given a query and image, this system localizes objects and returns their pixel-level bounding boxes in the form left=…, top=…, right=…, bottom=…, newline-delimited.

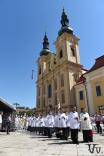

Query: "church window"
left=61, top=90, right=65, bottom=103
left=54, top=93, right=57, bottom=105
left=48, top=84, right=52, bottom=98
left=48, top=61, right=51, bottom=71
left=60, top=49, right=63, bottom=58
left=54, top=79, right=57, bottom=90
left=39, top=67, right=41, bottom=75
left=38, top=87, right=40, bottom=96
left=96, top=85, right=101, bottom=96
left=43, top=62, right=46, bottom=73
left=43, top=97, right=45, bottom=107
left=70, top=46, right=75, bottom=57
left=54, top=58, right=56, bottom=64
left=38, top=99, right=40, bottom=108
left=79, top=91, right=84, bottom=100
left=60, top=74, right=64, bottom=87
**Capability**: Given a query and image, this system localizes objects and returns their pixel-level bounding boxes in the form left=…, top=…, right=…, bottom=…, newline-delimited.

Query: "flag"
left=31, top=70, right=34, bottom=79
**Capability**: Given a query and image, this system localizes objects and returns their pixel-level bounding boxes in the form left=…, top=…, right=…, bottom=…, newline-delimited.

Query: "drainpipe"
left=84, top=82, right=90, bottom=114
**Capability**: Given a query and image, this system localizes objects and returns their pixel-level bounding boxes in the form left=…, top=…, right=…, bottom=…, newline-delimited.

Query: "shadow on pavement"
left=0, top=133, right=6, bottom=135
left=48, top=141, right=84, bottom=145
left=29, top=136, right=48, bottom=139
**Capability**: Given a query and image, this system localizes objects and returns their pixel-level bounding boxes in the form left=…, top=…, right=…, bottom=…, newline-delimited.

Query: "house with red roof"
left=75, top=55, right=104, bottom=115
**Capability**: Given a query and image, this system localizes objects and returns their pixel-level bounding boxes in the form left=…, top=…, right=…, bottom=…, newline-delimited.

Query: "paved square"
left=0, top=131, right=104, bottom=156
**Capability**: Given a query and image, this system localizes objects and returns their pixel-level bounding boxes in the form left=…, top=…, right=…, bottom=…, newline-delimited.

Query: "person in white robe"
left=60, top=110, right=68, bottom=140
left=0, top=112, right=3, bottom=130
left=80, top=107, right=93, bottom=142
left=46, top=112, right=54, bottom=138
left=69, top=106, right=79, bottom=144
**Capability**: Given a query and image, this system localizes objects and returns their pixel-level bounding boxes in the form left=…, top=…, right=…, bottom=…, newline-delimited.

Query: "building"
left=75, top=55, right=104, bottom=115
left=16, top=106, right=35, bottom=115
left=0, top=98, right=16, bottom=130
left=0, top=98, right=15, bottom=114
left=36, top=9, right=85, bottom=113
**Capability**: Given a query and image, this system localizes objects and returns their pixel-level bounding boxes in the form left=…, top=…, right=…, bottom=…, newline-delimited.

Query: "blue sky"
left=0, top=0, right=104, bottom=108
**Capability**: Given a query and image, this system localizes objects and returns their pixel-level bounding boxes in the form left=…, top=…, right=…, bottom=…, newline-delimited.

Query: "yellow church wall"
left=79, top=100, right=86, bottom=109
left=90, top=76, right=104, bottom=112
left=75, top=83, right=88, bottom=112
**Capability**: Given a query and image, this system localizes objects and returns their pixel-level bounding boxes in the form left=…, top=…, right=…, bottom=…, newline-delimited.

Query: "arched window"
left=43, top=97, right=45, bottom=107
left=70, top=46, right=75, bottom=57
left=60, top=74, right=64, bottom=87
left=54, top=93, right=57, bottom=105
left=54, top=79, right=57, bottom=90
left=48, top=84, right=52, bottom=98
left=39, top=67, right=41, bottom=75
left=79, top=91, right=84, bottom=100
left=54, top=58, right=56, bottom=64
left=48, top=61, right=51, bottom=71
left=38, top=87, right=40, bottom=96
left=60, top=49, right=63, bottom=58
left=38, top=98, right=40, bottom=108
left=61, top=90, right=65, bottom=103
left=96, top=85, right=101, bottom=96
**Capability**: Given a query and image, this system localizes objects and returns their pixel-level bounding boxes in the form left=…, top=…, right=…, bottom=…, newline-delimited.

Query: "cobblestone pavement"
left=0, top=131, right=104, bottom=156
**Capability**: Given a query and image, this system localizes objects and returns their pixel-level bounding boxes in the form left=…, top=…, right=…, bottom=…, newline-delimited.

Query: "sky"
left=0, top=0, right=104, bottom=108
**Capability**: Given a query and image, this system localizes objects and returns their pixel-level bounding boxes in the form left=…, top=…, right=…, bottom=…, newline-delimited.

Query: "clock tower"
left=54, top=9, right=83, bottom=109
left=55, top=8, right=80, bottom=65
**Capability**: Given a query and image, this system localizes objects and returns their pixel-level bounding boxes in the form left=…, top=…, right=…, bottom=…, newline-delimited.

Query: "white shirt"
left=31, top=117, right=36, bottom=127
left=69, top=111, right=79, bottom=129
left=80, top=112, right=92, bottom=130
left=54, top=115, right=59, bottom=127
left=35, top=117, right=40, bottom=127
left=46, top=114, right=54, bottom=127
left=0, top=114, right=2, bottom=124
left=57, top=113, right=62, bottom=128
left=39, top=117, right=45, bottom=127
left=60, top=113, right=68, bottom=128
left=66, top=113, right=71, bottom=127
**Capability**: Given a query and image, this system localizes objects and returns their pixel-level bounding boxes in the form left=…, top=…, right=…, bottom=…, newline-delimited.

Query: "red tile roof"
left=87, top=55, right=104, bottom=73
left=76, top=74, right=86, bottom=85
left=75, top=55, right=104, bottom=86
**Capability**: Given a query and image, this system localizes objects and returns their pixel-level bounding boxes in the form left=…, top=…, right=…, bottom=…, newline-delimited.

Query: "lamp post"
left=13, top=103, right=20, bottom=109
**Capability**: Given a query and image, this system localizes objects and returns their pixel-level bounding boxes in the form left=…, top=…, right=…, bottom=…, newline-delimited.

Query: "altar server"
left=80, top=107, right=93, bottom=142
left=69, top=106, right=79, bottom=144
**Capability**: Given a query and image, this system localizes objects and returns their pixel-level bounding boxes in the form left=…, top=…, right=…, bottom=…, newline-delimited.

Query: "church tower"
left=54, top=9, right=83, bottom=109
left=36, top=9, right=83, bottom=113
left=55, top=9, right=81, bottom=66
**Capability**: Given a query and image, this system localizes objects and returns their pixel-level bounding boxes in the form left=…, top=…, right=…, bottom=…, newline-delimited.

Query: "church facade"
left=36, top=9, right=85, bottom=113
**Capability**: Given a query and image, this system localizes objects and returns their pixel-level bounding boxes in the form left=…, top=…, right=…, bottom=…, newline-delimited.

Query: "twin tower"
left=36, top=9, right=83, bottom=113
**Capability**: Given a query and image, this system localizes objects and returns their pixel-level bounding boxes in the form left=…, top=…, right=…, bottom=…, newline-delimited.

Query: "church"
left=36, top=9, right=104, bottom=115
left=36, top=9, right=86, bottom=114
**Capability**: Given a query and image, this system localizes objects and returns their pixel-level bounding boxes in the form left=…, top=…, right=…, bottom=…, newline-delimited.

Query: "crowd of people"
left=0, top=106, right=104, bottom=143
left=14, top=106, right=104, bottom=144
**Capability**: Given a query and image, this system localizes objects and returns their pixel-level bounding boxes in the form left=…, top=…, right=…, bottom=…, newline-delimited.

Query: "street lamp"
left=13, top=103, right=20, bottom=109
